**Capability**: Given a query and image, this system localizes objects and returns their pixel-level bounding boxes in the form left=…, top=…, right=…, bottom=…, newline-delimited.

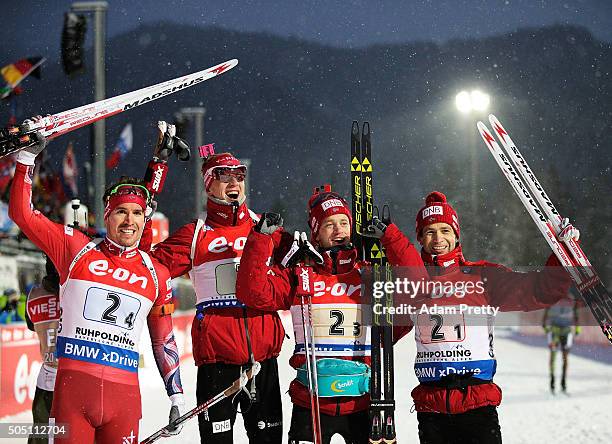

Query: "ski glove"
left=558, top=218, right=580, bottom=242
left=254, top=212, right=283, bottom=235
left=14, top=116, right=47, bottom=165
left=153, top=120, right=191, bottom=162
left=281, top=231, right=324, bottom=268
left=363, top=216, right=388, bottom=239
left=162, top=393, right=185, bottom=437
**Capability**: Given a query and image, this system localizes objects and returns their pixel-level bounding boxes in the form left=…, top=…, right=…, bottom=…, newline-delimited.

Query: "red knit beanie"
left=308, top=190, right=352, bottom=242
left=415, top=191, right=460, bottom=239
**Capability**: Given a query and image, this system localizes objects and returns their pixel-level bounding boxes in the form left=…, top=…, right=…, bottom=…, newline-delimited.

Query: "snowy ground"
left=3, top=329, right=611, bottom=443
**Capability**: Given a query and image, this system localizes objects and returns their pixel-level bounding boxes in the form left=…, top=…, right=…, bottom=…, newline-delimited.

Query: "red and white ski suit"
left=149, top=199, right=286, bottom=366
left=236, top=224, right=427, bottom=416
left=384, top=227, right=572, bottom=415
left=9, top=161, right=182, bottom=443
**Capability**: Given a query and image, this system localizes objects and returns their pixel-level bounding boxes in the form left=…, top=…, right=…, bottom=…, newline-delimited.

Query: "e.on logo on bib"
left=88, top=260, right=148, bottom=289
left=207, top=236, right=247, bottom=254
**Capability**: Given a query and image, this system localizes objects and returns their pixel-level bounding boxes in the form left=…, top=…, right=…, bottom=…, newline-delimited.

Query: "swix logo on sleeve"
left=300, top=268, right=311, bottom=292
left=151, top=164, right=165, bottom=192
left=321, top=198, right=344, bottom=211
left=88, top=259, right=148, bottom=289
left=422, top=206, right=443, bottom=219
left=207, top=236, right=248, bottom=254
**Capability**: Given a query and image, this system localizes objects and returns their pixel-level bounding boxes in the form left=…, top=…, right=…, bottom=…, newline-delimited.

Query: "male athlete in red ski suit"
left=382, top=191, right=575, bottom=444
left=148, top=152, right=285, bottom=443
left=9, top=142, right=184, bottom=444
left=236, top=189, right=428, bottom=444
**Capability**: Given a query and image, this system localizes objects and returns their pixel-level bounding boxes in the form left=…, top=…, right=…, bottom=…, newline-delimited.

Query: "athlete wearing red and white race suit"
left=9, top=150, right=183, bottom=444
left=236, top=190, right=427, bottom=444
left=389, top=191, right=573, bottom=444
left=147, top=152, right=285, bottom=444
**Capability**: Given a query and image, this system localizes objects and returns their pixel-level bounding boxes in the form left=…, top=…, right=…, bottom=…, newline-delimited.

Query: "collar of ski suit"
left=420, top=245, right=465, bottom=276
left=206, top=198, right=251, bottom=227
left=316, top=245, right=358, bottom=275
left=103, top=236, right=140, bottom=259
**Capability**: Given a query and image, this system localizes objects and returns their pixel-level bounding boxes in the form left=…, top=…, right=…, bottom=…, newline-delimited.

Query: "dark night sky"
left=3, top=0, right=612, bottom=61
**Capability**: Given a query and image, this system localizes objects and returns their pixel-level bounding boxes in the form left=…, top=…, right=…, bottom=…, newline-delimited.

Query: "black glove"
left=254, top=212, right=283, bottom=235
left=281, top=231, right=324, bottom=268
left=299, top=231, right=324, bottom=265
left=153, top=121, right=191, bottom=162
left=363, top=216, right=388, bottom=239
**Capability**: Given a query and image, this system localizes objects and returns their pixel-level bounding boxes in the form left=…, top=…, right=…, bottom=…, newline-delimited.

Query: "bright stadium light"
left=455, top=89, right=490, bottom=114
left=470, top=90, right=490, bottom=111
left=455, top=91, right=473, bottom=113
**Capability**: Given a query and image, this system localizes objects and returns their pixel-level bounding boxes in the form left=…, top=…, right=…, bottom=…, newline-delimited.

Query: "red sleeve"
left=482, top=256, right=572, bottom=310
left=381, top=223, right=429, bottom=281
left=147, top=263, right=183, bottom=397
left=9, top=162, right=89, bottom=282
left=150, top=222, right=197, bottom=278
left=236, top=230, right=294, bottom=311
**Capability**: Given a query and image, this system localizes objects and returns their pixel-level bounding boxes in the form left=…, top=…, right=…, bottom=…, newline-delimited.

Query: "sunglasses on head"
left=107, top=183, right=151, bottom=203
left=213, top=166, right=247, bottom=183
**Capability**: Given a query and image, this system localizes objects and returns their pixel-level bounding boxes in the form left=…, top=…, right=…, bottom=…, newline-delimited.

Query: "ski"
left=350, top=121, right=396, bottom=443
left=140, top=361, right=260, bottom=444
left=477, top=116, right=612, bottom=344
left=0, top=58, right=238, bottom=158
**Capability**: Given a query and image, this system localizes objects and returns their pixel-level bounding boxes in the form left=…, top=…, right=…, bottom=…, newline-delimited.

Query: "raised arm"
left=9, top=152, right=89, bottom=280
left=236, top=229, right=294, bottom=311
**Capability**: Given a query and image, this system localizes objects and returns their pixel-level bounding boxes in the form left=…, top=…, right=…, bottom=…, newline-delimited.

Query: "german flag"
left=1, top=56, right=45, bottom=99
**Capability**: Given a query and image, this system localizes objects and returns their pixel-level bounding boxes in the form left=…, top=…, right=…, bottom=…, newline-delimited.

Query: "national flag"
left=106, top=123, right=133, bottom=169
left=62, top=142, right=78, bottom=197
left=1, top=57, right=46, bottom=99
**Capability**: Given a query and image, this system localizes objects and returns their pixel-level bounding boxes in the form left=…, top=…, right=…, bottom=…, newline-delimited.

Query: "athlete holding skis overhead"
left=8, top=132, right=184, bottom=443
left=147, top=150, right=284, bottom=444
left=386, top=191, right=576, bottom=444
left=235, top=187, right=427, bottom=444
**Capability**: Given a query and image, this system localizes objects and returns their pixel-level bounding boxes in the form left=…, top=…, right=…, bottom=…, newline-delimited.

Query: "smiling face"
left=418, top=222, right=457, bottom=256
left=316, top=214, right=351, bottom=248
left=207, top=173, right=246, bottom=202
left=104, top=202, right=145, bottom=247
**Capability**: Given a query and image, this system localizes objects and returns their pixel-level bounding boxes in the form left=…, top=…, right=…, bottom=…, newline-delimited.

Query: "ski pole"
left=139, top=362, right=260, bottom=444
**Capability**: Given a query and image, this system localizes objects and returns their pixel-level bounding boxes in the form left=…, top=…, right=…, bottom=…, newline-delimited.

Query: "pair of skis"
left=477, top=115, right=612, bottom=344
left=351, top=122, right=397, bottom=443
left=0, top=59, right=238, bottom=158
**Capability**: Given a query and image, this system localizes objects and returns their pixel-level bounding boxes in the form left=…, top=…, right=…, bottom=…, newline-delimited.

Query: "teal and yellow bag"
left=296, top=358, right=370, bottom=397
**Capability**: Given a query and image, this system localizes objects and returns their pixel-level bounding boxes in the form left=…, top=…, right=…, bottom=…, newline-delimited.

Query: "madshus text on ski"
left=2, top=55, right=607, bottom=444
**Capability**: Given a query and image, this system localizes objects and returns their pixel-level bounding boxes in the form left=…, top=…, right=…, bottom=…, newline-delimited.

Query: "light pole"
left=177, top=107, right=206, bottom=218
left=455, top=89, right=490, bottom=216
left=71, top=1, right=107, bottom=230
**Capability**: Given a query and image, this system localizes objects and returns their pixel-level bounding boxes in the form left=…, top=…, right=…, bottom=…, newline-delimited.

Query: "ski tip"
left=207, top=59, right=239, bottom=75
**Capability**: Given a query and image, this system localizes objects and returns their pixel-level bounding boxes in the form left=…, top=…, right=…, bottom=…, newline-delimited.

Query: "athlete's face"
left=316, top=214, right=351, bottom=249
left=207, top=174, right=246, bottom=203
left=418, top=222, right=457, bottom=255
left=105, top=203, right=145, bottom=247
